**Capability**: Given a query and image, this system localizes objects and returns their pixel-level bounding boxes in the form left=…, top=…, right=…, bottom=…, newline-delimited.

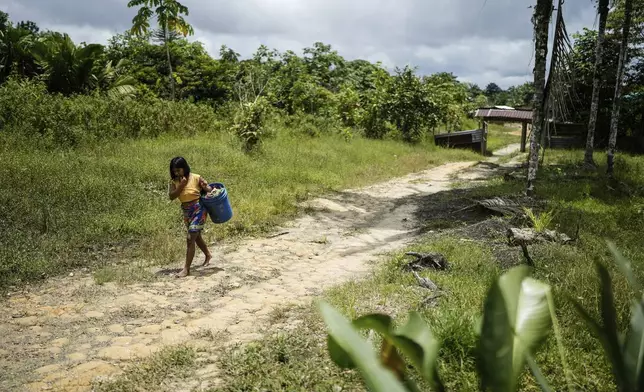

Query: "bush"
left=0, top=78, right=222, bottom=148
left=283, top=112, right=342, bottom=138
left=233, top=97, right=270, bottom=152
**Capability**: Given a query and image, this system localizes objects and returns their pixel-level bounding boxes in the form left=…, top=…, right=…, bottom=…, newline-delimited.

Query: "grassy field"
left=486, top=123, right=522, bottom=153
left=206, top=150, right=644, bottom=391
left=2, top=127, right=516, bottom=289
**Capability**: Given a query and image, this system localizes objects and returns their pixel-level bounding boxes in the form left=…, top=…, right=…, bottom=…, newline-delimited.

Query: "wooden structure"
left=434, top=126, right=488, bottom=155
left=474, top=107, right=533, bottom=152
left=545, top=121, right=585, bottom=149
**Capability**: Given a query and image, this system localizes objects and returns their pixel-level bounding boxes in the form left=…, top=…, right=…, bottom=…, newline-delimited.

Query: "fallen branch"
left=412, top=270, right=438, bottom=291
left=267, top=231, right=289, bottom=239
left=454, top=197, right=531, bottom=217
left=405, top=252, right=450, bottom=271
left=520, top=243, right=535, bottom=267
left=478, top=197, right=525, bottom=216
left=507, top=227, right=572, bottom=246
left=420, top=291, right=445, bottom=308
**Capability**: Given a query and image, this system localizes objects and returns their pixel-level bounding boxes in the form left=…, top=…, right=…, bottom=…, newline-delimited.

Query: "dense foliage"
left=0, top=10, right=536, bottom=148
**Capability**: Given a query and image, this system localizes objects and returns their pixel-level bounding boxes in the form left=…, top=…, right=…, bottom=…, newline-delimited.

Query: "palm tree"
left=607, top=0, right=634, bottom=176
left=31, top=32, right=104, bottom=95
left=127, top=0, right=193, bottom=100
left=583, top=0, right=610, bottom=168
left=526, top=0, right=553, bottom=197
left=0, top=23, right=40, bottom=83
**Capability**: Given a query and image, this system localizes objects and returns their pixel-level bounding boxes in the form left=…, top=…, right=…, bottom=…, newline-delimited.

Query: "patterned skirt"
left=181, top=200, right=207, bottom=233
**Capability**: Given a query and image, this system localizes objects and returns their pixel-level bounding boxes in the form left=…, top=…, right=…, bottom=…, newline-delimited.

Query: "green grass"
left=0, top=130, right=481, bottom=289
left=93, top=345, right=196, bottom=392
left=211, top=150, right=644, bottom=392
left=486, top=123, right=522, bottom=153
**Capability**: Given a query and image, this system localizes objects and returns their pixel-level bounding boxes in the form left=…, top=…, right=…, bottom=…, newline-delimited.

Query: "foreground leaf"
left=396, top=312, right=445, bottom=392
left=597, top=263, right=628, bottom=388
left=479, top=266, right=552, bottom=392
left=327, top=335, right=355, bottom=369
left=623, top=301, right=644, bottom=390
left=607, top=240, right=641, bottom=294
left=319, top=301, right=408, bottom=392
left=352, top=312, right=444, bottom=391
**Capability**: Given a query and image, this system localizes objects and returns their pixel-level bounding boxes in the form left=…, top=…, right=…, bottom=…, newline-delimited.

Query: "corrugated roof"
left=474, top=108, right=533, bottom=122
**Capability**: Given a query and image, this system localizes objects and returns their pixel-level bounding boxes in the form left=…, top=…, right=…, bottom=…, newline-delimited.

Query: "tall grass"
left=0, top=79, right=224, bottom=148
left=0, top=129, right=480, bottom=289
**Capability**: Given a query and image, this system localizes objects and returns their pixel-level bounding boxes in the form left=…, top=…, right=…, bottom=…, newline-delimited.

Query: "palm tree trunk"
left=583, top=0, right=610, bottom=167
left=607, top=0, right=633, bottom=176
left=164, top=21, right=175, bottom=101
left=526, top=0, right=552, bottom=197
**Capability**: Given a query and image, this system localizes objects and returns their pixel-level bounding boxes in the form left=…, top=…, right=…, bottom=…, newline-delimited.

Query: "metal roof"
left=474, top=108, right=533, bottom=122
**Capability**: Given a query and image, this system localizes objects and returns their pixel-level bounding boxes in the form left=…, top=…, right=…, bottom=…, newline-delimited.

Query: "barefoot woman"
left=168, top=157, right=213, bottom=277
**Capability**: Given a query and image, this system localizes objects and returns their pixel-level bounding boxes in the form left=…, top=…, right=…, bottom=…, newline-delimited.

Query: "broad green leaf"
left=569, top=296, right=604, bottom=339
left=480, top=266, right=552, bottom=392
left=396, top=312, right=445, bottom=392
left=526, top=352, right=555, bottom=392
left=479, top=273, right=514, bottom=390
left=353, top=314, right=394, bottom=336
left=597, top=263, right=628, bottom=388
left=319, top=301, right=408, bottom=392
left=623, top=301, right=644, bottom=390
left=327, top=334, right=355, bottom=369
left=380, top=339, right=406, bottom=380
left=607, top=240, right=641, bottom=293
left=352, top=312, right=443, bottom=389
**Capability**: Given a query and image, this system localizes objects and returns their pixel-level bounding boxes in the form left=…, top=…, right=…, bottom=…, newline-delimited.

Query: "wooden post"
left=520, top=121, right=528, bottom=152
left=482, top=121, right=488, bottom=155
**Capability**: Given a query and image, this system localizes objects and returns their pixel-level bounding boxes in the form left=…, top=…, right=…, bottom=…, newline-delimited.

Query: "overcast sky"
left=1, top=0, right=598, bottom=88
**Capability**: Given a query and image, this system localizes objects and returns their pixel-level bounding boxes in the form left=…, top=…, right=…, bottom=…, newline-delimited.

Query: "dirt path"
left=1, top=145, right=521, bottom=392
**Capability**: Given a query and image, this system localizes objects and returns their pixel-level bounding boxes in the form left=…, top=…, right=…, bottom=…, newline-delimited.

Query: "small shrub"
left=524, top=207, right=555, bottom=232
left=233, top=97, right=269, bottom=152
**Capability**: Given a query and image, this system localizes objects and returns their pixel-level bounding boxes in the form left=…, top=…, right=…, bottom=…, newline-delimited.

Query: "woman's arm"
left=198, top=176, right=213, bottom=193
left=169, top=178, right=188, bottom=200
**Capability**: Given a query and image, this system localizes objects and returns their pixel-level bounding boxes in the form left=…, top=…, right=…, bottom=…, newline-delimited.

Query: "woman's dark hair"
left=169, top=156, right=191, bottom=179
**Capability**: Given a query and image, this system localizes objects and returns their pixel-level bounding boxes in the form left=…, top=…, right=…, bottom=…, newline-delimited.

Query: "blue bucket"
left=200, top=183, right=233, bottom=224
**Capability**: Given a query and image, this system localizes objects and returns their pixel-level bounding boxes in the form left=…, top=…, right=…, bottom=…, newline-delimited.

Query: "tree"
left=0, top=18, right=41, bottom=83
left=127, top=0, right=193, bottom=100
left=388, top=66, right=439, bottom=143
left=484, top=82, right=504, bottom=105
left=31, top=33, right=104, bottom=95
left=569, top=28, right=621, bottom=126
left=507, top=82, right=535, bottom=108
left=584, top=0, right=611, bottom=167
left=424, top=72, right=469, bottom=131
left=0, top=11, right=8, bottom=32
left=303, top=42, right=347, bottom=93
left=607, top=0, right=634, bottom=176
left=526, top=0, right=553, bottom=197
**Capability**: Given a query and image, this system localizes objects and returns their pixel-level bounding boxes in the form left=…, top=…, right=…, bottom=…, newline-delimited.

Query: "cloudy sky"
left=1, top=0, right=598, bottom=88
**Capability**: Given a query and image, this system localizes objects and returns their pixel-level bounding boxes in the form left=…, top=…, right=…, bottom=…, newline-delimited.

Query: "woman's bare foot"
left=201, top=255, right=212, bottom=267
left=175, top=269, right=190, bottom=278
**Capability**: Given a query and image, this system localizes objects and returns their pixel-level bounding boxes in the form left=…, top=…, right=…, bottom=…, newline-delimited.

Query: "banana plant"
left=320, top=266, right=554, bottom=392
left=91, top=59, right=137, bottom=98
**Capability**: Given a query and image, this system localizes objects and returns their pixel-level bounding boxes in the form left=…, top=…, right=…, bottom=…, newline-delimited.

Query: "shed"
left=434, top=128, right=487, bottom=155
left=474, top=108, right=533, bottom=152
